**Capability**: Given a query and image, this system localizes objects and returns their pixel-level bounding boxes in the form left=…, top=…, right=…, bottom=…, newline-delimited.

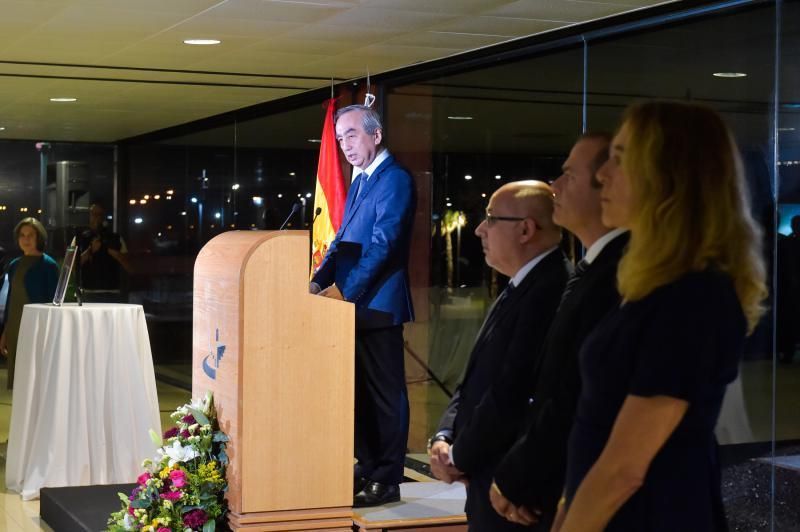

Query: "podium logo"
left=202, top=328, right=226, bottom=380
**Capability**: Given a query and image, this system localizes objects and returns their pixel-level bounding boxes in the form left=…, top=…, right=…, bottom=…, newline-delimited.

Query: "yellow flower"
left=159, top=465, right=172, bottom=479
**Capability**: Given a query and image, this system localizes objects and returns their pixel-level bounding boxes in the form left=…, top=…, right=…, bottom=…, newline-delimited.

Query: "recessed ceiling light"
left=447, top=116, right=473, bottom=120
left=184, top=39, right=221, bottom=45
left=50, top=97, right=77, bottom=102
left=307, top=138, right=322, bottom=143
left=0, top=126, right=5, bottom=131
left=713, top=72, right=747, bottom=78
left=464, top=174, right=473, bottom=180
left=778, top=127, right=796, bottom=132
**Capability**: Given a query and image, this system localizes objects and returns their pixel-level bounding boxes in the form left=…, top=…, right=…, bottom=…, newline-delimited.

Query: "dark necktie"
left=558, top=258, right=589, bottom=309
left=353, top=172, right=368, bottom=202
left=476, top=282, right=515, bottom=342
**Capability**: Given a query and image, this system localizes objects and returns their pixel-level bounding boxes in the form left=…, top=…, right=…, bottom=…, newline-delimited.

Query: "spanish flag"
left=311, top=99, right=346, bottom=274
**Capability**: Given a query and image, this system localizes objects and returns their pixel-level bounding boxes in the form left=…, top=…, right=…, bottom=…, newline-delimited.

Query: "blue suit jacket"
left=312, top=153, right=415, bottom=329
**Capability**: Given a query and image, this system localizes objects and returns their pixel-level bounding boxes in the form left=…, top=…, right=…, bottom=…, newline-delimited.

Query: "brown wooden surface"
left=355, top=526, right=467, bottom=532
left=193, top=230, right=354, bottom=524
left=352, top=513, right=467, bottom=530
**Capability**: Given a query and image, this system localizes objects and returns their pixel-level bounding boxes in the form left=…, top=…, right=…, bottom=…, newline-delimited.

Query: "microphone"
left=279, top=203, right=300, bottom=230
left=311, top=207, right=322, bottom=225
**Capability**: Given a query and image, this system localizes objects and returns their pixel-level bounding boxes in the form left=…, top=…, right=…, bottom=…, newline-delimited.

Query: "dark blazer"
left=493, top=232, right=629, bottom=515
left=312, top=153, right=415, bottom=329
left=437, top=249, right=570, bottom=475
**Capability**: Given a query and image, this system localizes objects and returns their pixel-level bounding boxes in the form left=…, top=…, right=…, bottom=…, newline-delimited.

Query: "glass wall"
left=114, top=0, right=795, bottom=526
left=0, top=139, right=115, bottom=274
left=123, top=105, right=326, bottom=375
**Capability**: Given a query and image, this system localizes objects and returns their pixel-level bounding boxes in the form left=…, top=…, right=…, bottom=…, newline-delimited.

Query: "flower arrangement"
left=108, top=392, right=229, bottom=532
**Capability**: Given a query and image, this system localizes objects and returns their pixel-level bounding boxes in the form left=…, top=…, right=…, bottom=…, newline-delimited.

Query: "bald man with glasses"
left=428, top=180, right=570, bottom=531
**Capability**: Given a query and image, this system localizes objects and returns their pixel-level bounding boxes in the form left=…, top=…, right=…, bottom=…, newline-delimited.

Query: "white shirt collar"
left=583, top=228, right=627, bottom=264
left=510, top=246, right=559, bottom=288
left=352, top=149, right=390, bottom=181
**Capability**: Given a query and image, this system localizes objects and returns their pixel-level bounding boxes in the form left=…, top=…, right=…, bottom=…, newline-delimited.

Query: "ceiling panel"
left=0, top=0, right=672, bottom=142
left=485, top=0, right=658, bottom=22
left=430, top=16, right=567, bottom=38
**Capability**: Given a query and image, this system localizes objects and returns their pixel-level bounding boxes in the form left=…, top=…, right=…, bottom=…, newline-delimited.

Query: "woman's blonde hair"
left=616, top=100, right=767, bottom=333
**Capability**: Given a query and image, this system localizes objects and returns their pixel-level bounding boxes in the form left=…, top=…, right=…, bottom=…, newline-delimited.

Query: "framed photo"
left=53, top=237, right=77, bottom=306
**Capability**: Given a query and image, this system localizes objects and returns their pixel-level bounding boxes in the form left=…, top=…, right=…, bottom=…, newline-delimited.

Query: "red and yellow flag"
left=311, top=99, right=346, bottom=274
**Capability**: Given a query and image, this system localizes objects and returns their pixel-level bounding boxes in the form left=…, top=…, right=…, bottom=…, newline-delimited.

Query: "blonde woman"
left=556, top=101, right=767, bottom=532
left=0, top=218, right=59, bottom=389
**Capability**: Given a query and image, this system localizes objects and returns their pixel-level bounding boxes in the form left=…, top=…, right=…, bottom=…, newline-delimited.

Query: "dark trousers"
left=354, top=325, right=409, bottom=485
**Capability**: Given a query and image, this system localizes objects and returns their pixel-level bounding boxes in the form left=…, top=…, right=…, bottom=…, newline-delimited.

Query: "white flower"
left=157, top=440, right=199, bottom=466
left=189, top=396, right=206, bottom=412
left=122, top=513, right=135, bottom=530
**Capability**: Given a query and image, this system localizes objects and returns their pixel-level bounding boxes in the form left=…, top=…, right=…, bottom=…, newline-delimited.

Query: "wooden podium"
left=193, top=231, right=355, bottom=531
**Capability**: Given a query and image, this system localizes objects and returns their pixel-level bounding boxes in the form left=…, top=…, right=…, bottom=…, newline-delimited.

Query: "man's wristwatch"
left=427, top=434, right=452, bottom=452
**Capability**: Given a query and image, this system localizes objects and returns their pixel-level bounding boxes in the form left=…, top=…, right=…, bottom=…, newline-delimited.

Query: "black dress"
left=565, top=270, right=745, bottom=531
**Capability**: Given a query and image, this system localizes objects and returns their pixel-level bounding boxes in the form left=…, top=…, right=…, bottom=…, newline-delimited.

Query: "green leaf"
left=212, top=432, right=229, bottom=443
left=203, top=519, right=216, bottom=532
left=130, top=499, right=151, bottom=509
left=149, top=428, right=163, bottom=447
left=187, top=407, right=210, bottom=426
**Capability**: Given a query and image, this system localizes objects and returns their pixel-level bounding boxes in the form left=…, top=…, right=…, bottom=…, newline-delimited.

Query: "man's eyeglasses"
left=484, top=213, right=526, bottom=227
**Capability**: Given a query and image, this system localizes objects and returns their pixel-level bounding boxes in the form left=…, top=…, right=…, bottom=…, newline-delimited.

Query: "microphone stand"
left=279, top=203, right=300, bottom=231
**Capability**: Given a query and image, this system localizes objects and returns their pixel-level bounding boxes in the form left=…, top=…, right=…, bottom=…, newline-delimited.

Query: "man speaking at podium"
left=310, top=104, right=416, bottom=508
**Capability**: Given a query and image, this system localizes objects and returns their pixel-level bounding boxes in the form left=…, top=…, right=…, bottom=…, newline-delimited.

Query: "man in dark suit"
left=311, top=104, right=415, bottom=507
left=488, top=133, right=628, bottom=530
left=428, top=180, right=570, bottom=531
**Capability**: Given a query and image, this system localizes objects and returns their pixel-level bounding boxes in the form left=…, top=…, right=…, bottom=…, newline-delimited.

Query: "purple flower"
left=169, top=469, right=188, bottom=488
left=183, top=509, right=208, bottom=528
left=180, top=429, right=191, bottom=439
left=129, top=486, right=141, bottom=501
left=159, top=490, right=182, bottom=502
left=181, top=414, right=196, bottom=425
left=158, top=528, right=171, bottom=532
left=163, top=427, right=179, bottom=439
left=137, top=472, right=151, bottom=486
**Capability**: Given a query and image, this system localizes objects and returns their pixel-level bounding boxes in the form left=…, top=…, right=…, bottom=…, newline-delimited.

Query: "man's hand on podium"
left=319, top=284, right=344, bottom=301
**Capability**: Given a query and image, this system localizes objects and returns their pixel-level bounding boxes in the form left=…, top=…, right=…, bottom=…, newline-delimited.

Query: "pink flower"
left=169, top=469, right=188, bottom=488
left=158, top=528, right=171, bottom=532
left=183, top=509, right=208, bottom=528
left=159, top=490, right=182, bottom=502
left=163, top=427, right=179, bottom=439
left=137, top=472, right=151, bottom=485
left=180, top=429, right=191, bottom=439
left=182, top=414, right=196, bottom=425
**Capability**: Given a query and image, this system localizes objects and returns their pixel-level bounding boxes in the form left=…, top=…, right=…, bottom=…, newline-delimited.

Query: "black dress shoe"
left=354, top=476, right=369, bottom=496
left=353, top=481, right=400, bottom=508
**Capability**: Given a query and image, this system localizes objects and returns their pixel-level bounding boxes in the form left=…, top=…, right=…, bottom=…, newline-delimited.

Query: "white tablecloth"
left=6, top=303, right=161, bottom=500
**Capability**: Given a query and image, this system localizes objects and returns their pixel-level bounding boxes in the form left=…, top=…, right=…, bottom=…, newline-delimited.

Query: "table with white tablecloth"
left=6, top=303, right=162, bottom=500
